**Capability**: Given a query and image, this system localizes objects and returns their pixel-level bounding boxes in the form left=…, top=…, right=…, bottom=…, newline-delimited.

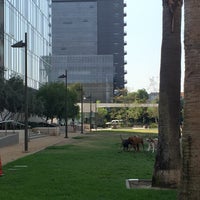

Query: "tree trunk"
left=178, top=0, right=200, bottom=199
left=152, top=0, right=182, bottom=188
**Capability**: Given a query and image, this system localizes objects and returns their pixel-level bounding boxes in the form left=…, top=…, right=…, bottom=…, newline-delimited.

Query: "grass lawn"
left=0, top=130, right=177, bottom=200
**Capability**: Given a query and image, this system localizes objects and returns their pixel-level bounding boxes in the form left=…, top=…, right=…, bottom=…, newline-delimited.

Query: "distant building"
left=50, top=55, right=114, bottom=102
left=51, top=0, right=127, bottom=102
left=148, top=92, right=159, bottom=102
left=0, top=0, right=52, bottom=89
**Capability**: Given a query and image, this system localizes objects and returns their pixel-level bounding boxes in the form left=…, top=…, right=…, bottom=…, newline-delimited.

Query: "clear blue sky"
left=125, top=0, right=184, bottom=92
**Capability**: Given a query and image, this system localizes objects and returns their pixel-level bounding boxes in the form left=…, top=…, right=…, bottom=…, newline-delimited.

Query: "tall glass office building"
left=51, top=0, right=127, bottom=103
left=0, top=0, right=52, bottom=89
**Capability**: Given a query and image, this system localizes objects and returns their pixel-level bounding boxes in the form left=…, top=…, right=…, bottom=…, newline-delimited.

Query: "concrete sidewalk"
left=0, top=131, right=82, bottom=166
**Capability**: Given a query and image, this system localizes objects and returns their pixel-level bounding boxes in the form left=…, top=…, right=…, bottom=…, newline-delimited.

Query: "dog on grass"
left=128, top=136, right=144, bottom=151
left=146, top=138, right=158, bottom=153
left=119, top=135, right=131, bottom=152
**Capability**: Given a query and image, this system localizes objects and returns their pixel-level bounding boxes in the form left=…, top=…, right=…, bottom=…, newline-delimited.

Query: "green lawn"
left=0, top=131, right=177, bottom=200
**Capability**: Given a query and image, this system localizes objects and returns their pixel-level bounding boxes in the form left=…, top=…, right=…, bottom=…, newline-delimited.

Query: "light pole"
left=80, top=86, right=84, bottom=134
left=94, top=99, right=97, bottom=130
left=85, top=94, right=92, bottom=132
left=89, top=95, right=92, bottom=132
left=77, top=85, right=84, bottom=134
left=58, top=69, right=68, bottom=138
left=11, top=32, right=28, bottom=152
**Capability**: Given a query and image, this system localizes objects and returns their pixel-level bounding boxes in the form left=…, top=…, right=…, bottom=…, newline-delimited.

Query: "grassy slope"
left=0, top=131, right=177, bottom=200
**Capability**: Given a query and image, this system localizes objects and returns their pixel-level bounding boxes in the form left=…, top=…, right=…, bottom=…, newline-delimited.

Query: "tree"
left=113, top=88, right=128, bottom=103
left=96, top=107, right=108, bottom=127
left=0, top=76, right=5, bottom=113
left=0, top=75, right=43, bottom=121
left=127, top=107, right=144, bottom=125
left=178, top=1, right=200, bottom=198
left=109, top=107, right=126, bottom=121
left=37, top=82, right=79, bottom=122
left=3, top=76, right=24, bottom=120
left=28, top=88, right=45, bottom=117
left=67, top=86, right=79, bottom=119
left=152, top=0, right=182, bottom=188
left=135, top=89, right=148, bottom=103
left=124, top=91, right=137, bottom=103
left=114, top=89, right=149, bottom=104
left=147, top=107, right=158, bottom=123
left=37, top=82, right=64, bottom=121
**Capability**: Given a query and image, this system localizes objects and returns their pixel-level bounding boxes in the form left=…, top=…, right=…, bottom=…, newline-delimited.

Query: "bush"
left=149, top=123, right=158, bottom=128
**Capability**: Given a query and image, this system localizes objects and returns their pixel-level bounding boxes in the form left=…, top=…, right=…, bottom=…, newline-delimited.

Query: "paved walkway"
left=0, top=131, right=82, bottom=166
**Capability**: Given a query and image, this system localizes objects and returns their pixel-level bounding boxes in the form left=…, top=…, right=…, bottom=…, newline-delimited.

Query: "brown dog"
left=128, top=136, right=144, bottom=151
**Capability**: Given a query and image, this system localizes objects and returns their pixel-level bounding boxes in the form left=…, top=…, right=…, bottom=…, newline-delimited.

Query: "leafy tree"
left=124, top=91, right=137, bottom=103
left=67, top=86, right=79, bottom=119
left=37, top=82, right=79, bottom=122
left=0, top=75, right=38, bottom=121
left=105, top=88, right=156, bottom=126
left=135, top=89, right=149, bottom=103
left=37, top=82, right=60, bottom=121
left=116, top=89, right=148, bottom=104
left=0, top=77, right=5, bottom=113
left=113, top=88, right=128, bottom=103
left=5, top=76, right=24, bottom=113
left=109, top=108, right=123, bottom=121
left=127, top=107, right=146, bottom=125
left=96, top=107, right=108, bottom=127
left=147, top=107, right=159, bottom=124
left=28, top=88, right=45, bottom=117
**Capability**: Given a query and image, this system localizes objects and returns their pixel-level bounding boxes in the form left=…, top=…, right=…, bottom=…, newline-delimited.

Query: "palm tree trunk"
left=152, top=0, right=182, bottom=188
left=178, top=0, right=200, bottom=199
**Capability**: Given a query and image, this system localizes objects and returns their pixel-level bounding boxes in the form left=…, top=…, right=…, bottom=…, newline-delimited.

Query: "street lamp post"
left=11, top=32, right=28, bottom=152
left=89, top=95, right=92, bottom=132
left=80, top=86, right=84, bottom=134
left=77, top=85, right=84, bottom=134
left=94, top=99, right=97, bottom=130
left=58, top=70, right=68, bottom=138
left=85, top=94, right=92, bottom=132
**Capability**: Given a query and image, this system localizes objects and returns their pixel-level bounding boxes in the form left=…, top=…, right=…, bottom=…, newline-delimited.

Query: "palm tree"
left=178, top=0, right=200, bottom=199
left=152, top=0, right=182, bottom=188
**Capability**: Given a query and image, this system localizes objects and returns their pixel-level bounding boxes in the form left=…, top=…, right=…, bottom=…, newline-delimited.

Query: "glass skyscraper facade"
left=51, top=0, right=126, bottom=102
left=0, top=0, right=52, bottom=89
